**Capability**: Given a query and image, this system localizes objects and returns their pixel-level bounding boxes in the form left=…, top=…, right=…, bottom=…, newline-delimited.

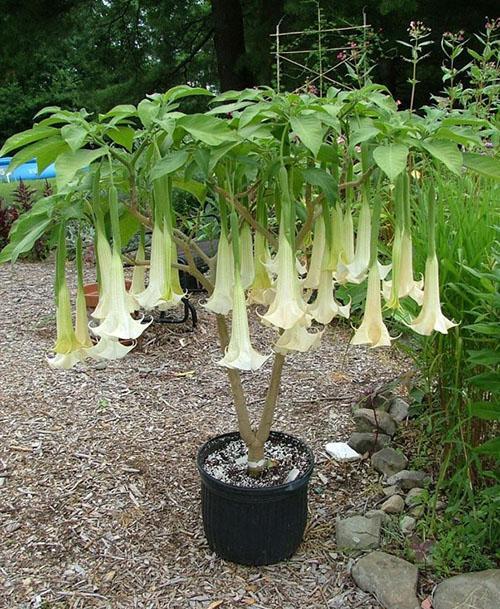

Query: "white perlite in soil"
left=203, top=437, right=311, bottom=488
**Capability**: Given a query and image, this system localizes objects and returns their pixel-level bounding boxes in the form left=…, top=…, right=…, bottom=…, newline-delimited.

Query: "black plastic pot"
left=197, top=431, right=314, bottom=566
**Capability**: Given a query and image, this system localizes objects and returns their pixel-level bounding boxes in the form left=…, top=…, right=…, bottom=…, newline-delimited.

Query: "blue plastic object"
left=0, top=157, right=56, bottom=182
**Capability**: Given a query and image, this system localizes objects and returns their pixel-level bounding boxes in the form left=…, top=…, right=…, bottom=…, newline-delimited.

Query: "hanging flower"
left=218, top=272, right=270, bottom=371
left=383, top=229, right=424, bottom=306
left=304, top=215, right=326, bottom=289
left=239, top=223, right=255, bottom=289
left=75, top=283, right=93, bottom=349
left=308, top=268, right=350, bottom=324
left=87, top=336, right=136, bottom=360
left=203, top=231, right=234, bottom=315
left=128, top=238, right=147, bottom=311
left=91, top=250, right=151, bottom=340
left=261, top=230, right=308, bottom=330
left=248, top=232, right=274, bottom=305
left=339, top=199, right=371, bottom=283
left=48, top=282, right=87, bottom=369
left=274, top=317, right=324, bottom=354
left=91, top=231, right=114, bottom=320
left=409, top=254, right=456, bottom=335
left=351, top=263, right=393, bottom=348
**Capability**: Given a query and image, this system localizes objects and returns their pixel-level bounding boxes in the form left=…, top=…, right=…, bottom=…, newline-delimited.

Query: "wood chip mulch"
left=0, top=261, right=411, bottom=609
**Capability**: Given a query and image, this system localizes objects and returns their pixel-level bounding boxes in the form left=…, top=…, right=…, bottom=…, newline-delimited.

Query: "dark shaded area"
left=0, top=0, right=497, bottom=141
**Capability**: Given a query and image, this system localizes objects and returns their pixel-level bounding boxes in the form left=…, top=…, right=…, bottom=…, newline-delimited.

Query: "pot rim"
left=197, top=430, right=315, bottom=494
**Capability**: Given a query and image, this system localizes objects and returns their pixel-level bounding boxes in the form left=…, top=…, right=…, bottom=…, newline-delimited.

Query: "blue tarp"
left=0, top=157, right=56, bottom=182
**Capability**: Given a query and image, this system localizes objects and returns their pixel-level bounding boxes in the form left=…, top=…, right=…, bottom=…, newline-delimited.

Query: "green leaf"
left=302, top=167, right=338, bottom=202
left=350, top=126, right=380, bottom=147
left=8, top=136, right=67, bottom=174
left=108, top=126, right=135, bottom=151
left=137, top=99, right=160, bottom=128
left=0, top=125, right=59, bottom=157
left=61, top=124, right=88, bottom=151
left=470, top=401, right=500, bottom=421
left=208, top=141, right=240, bottom=172
left=172, top=177, right=206, bottom=203
left=178, top=114, right=237, bottom=146
left=467, top=349, right=500, bottom=366
left=290, top=114, right=325, bottom=157
left=33, top=106, right=61, bottom=119
left=119, top=209, right=140, bottom=248
left=163, top=85, right=213, bottom=103
left=474, top=436, right=500, bottom=457
left=469, top=372, right=500, bottom=393
left=206, top=100, right=255, bottom=115
left=464, top=322, right=500, bottom=336
left=150, top=150, right=189, bottom=180
left=1, top=217, right=52, bottom=264
left=422, top=140, right=463, bottom=175
left=55, top=147, right=107, bottom=189
left=373, top=144, right=409, bottom=180
left=463, top=153, right=500, bottom=180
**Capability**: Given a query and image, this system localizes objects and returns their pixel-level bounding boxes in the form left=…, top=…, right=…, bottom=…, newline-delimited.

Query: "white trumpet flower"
left=304, top=215, right=326, bottom=289
left=409, top=254, right=456, bottom=335
left=261, top=231, right=308, bottom=330
left=128, top=239, right=147, bottom=311
left=308, top=268, right=350, bottom=324
left=339, top=200, right=371, bottom=284
left=218, top=273, right=270, bottom=371
left=203, top=231, right=234, bottom=315
left=351, top=263, right=393, bottom=348
left=92, top=250, right=151, bottom=340
left=274, top=317, right=324, bottom=354
left=48, top=282, right=87, bottom=369
left=87, top=336, right=136, bottom=360
left=342, top=206, right=355, bottom=264
left=239, top=223, right=255, bottom=289
left=383, top=230, right=424, bottom=306
left=248, top=232, right=274, bottom=305
left=75, top=284, right=93, bottom=348
left=92, top=231, right=114, bottom=320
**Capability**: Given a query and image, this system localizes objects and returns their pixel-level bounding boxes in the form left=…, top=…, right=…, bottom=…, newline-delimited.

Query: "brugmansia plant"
left=1, top=84, right=498, bottom=482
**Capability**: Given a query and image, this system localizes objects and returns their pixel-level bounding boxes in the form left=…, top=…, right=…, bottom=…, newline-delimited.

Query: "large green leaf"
left=474, top=436, right=500, bottom=457
left=0, top=216, right=52, bottom=264
left=178, top=114, right=237, bottom=146
left=350, top=126, right=380, bottom=147
left=172, top=177, right=206, bottom=203
left=373, top=144, right=409, bottom=180
left=290, top=114, right=325, bottom=157
left=8, top=136, right=68, bottom=174
left=55, top=147, right=107, bottom=189
left=119, top=209, right=140, bottom=248
left=150, top=150, right=189, bottom=180
left=0, top=125, right=59, bottom=157
left=107, top=126, right=135, bottom=151
left=469, top=372, right=500, bottom=393
left=302, top=167, right=338, bottom=202
left=470, top=401, right=500, bottom=421
left=163, top=85, right=213, bottom=103
left=61, top=124, right=88, bottom=151
left=463, top=153, right=500, bottom=180
left=422, top=140, right=463, bottom=175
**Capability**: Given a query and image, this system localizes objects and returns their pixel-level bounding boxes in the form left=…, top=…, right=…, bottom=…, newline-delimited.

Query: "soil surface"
left=0, top=261, right=410, bottom=609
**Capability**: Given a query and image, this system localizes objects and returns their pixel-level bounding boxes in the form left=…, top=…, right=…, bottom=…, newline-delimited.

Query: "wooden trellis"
left=271, top=6, right=370, bottom=95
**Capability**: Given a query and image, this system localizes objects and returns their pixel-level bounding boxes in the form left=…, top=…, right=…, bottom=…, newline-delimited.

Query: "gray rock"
left=336, top=515, right=381, bottom=550
left=405, top=488, right=425, bottom=507
left=351, top=551, right=420, bottom=609
left=410, top=505, right=425, bottom=518
left=348, top=432, right=391, bottom=455
left=353, top=408, right=397, bottom=437
left=400, top=515, right=416, bottom=534
left=371, top=447, right=408, bottom=477
left=381, top=494, right=405, bottom=514
left=366, top=509, right=389, bottom=524
left=356, top=391, right=393, bottom=412
left=386, top=470, right=431, bottom=490
left=389, top=397, right=410, bottom=422
left=383, top=485, right=401, bottom=497
left=433, top=569, right=500, bottom=609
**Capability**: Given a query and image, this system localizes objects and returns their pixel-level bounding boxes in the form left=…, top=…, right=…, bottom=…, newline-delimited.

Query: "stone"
left=355, top=391, right=393, bottom=412
left=400, top=515, right=416, bottom=534
left=351, top=551, right=420, bottom=609
left=405, top=488, right=425, bottom=507
left=433, top=569, right=500, bottom=609
left=336, top=515, right=381, bottom=550
left=386, top=470, right=431, bottom=490
left=381, top=494, right=405, bottom=514
left=410, top=505, right=425, bottom=518
left=383, top=485, right=401, bottom=497
left=347, top=432, right=391, bottom=455
left=389, top=397, right=410, bottom=422
left=325, top=442, right=362, bottom=462
left=353, top=408, right=397, bottom=437
left=366, top=509, right=389, bottom=524
left=371, top=447, right=408, bottom=477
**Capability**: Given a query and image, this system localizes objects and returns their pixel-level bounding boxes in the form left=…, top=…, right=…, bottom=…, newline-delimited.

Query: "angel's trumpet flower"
left=91, top=231, right=113, bottom=320
left=248, top=232, right=274, bottom=305
left=304, top=215, right=326, bottom=289
left=409, top=254, right=456, bottom=335
left=218, top=273, right=270, bottom=371
left=48, top=282, right=87, bottom=369
left=203, top=231, right=234, bottom=315
left=383, top=230, right=424, bottom=306
left=351, top=263, right=393, bottom=348
left=91, top=250, right=151, bottom=340
left=239, top=223, right=255, bottom=290
left=261, top=230, right=307, bottom=330
left=87, top=336, right=136, bottom=360
left=128, top=237, right=146, bottom=311
left=75, top=283, right=93, bottom=349
left=338, top=199, right=371, bottom=284
left=342, top=206, right=355, bottom=264
left=309, top=267, right=350, bottom=324
left=274, top=317, right=324, bottom=354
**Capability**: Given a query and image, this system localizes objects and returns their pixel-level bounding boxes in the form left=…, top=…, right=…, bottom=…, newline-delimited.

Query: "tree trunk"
left=211, top=0, right=254, bottom=91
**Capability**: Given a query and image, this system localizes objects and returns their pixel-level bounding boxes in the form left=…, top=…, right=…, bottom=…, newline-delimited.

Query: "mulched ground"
left=0, top=261, right=411, bottom=609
